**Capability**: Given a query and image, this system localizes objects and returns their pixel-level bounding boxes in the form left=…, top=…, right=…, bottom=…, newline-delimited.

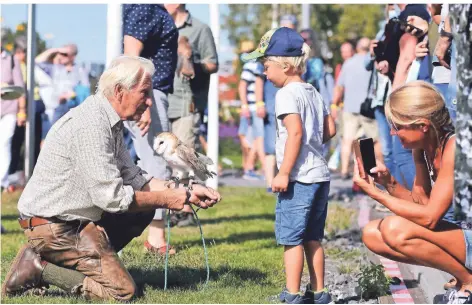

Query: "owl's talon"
left=166, top=177, right=181, bottom=188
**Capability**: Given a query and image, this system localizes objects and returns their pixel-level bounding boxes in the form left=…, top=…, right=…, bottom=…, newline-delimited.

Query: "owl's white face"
left=153, top=136, right=171, bottom=156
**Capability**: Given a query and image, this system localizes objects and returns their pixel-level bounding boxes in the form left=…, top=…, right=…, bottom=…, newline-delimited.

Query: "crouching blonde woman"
left=353, top=81, right=472, bottom=304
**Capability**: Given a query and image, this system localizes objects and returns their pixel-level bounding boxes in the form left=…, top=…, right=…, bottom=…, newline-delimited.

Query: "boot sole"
left=1, top=244, right=31, bottom=298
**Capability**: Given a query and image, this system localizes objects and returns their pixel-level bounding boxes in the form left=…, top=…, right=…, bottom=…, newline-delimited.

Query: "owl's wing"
left=176, top=144, right=216, bottom=181
left=196, top=152, right=214, bottom=165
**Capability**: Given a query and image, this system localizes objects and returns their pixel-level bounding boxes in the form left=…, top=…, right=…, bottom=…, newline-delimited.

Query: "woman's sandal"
left=444, top=277, right=457, bottom=290
left=144, top=241, right=176, bottom=256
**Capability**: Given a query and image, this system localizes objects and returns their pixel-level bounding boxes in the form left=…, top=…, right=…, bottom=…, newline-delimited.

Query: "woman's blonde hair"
left=385, top=80, right=453, bottom=137
left=97, top=55, right=155, bottom=97
left=265, top=43, right=311, bottom=75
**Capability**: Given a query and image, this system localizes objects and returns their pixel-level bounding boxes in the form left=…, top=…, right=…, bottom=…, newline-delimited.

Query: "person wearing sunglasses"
left=353, top=81, right=472, bottom=304
left=34, top=44, right=90, bottom=138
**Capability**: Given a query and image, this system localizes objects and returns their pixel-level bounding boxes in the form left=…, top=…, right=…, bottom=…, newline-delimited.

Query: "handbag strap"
left=366, top=69, right=375, bottom=98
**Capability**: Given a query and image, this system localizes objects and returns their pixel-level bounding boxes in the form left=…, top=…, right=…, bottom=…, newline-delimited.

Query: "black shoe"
left=176, top=213, right=197, bottom=227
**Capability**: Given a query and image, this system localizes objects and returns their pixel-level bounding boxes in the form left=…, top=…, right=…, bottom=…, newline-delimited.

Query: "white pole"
left=302, top=4, right=310, bottom=29
left=207, top=3, right=219, bottom=190
left=272, top=4, right=278, bottom=29
left=25, top=4, right=37, bottom=181
left=106, top=3, right=123, bottom=257
left=106, top=4, right=122, bottom=67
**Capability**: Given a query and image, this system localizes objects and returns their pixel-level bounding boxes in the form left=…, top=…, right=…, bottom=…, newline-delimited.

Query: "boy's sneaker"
left=304, top=284, right=332, bottom=304
left=279, top=288, right=307, bottom=304
left=243, top=170, right=264, bottom=181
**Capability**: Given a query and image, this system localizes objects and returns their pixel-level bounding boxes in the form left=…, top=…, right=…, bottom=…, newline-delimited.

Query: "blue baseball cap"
left=241, top=27, right=305, bottom=62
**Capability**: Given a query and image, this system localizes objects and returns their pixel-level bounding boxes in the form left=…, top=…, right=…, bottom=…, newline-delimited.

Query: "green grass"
left=219, top=137, right=243, bottom=170
left=1, top=188, right=283, bottom=303
left=325, top=247, right=362, bottom=261
left=1, top=188, right=359, bottom=303
left=325, top=204, right=356, bottom=239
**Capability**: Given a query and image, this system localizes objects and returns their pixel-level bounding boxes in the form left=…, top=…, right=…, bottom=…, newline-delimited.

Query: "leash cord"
left=163, top=205, right=209, bottom=290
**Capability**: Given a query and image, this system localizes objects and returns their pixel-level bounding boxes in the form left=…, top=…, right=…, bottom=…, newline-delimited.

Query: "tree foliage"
left=223, top=4, right=384, bottom=70
left=1, top=22, right=47, bottom=55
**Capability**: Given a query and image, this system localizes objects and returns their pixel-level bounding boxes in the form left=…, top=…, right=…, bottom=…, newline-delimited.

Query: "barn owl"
left=153, top=132, right=216, bottom=185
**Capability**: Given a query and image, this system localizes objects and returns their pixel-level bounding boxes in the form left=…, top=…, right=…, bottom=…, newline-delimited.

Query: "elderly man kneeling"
left=1, top=56, right=221, bottom=301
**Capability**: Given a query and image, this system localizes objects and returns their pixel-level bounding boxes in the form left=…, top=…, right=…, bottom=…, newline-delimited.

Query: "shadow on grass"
left=199, top=214, right=274, bottom=225
left=1, top=215, right=21, bottom=221
left=174, top=230, right=275, bottom=248
left=129, top=265, right=268, bottom=295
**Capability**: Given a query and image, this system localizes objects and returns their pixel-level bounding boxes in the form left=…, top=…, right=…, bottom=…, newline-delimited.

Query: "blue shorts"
left=264, top=113, right=276, bottom=155
left=238, top=109, right=264, bottom=138
left=435, top=83, right=457, bottom=125
left=275, top=181, right=330, bottom=245
left=463, top=229, right=472, bottom=271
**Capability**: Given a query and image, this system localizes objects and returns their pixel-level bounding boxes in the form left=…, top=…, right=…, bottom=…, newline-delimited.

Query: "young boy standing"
left=242, top=27, right=336, bottom=304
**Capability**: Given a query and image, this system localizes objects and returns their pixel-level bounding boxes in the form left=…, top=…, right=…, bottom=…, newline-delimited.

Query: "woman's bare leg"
left=362, top=219, right=419, bottom=264
left=379, top=216, right=472, bottom=291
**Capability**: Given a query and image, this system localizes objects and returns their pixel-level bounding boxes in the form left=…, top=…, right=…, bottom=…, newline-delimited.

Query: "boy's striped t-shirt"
left=240, top=61, right=264, bottom=104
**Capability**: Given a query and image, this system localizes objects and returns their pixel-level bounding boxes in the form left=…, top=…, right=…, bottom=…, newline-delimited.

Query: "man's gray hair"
left=96, top=55, right=155, bottom=97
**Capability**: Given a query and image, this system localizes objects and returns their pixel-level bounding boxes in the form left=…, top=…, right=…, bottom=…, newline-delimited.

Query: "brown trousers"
left=24, top=211, right=154, bottom=301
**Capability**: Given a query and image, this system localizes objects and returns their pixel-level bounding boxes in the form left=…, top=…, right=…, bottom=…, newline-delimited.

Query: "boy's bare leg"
left=304, top=240, right=325, bottom=291
left=254, top=137, right=266, bottom=171
left=239, top=135, right=249, bottom=171
left=284, top=245, right=304, bottom=293
left=264, top=154, right=276, bottom=188
left=246, top=145, right=257, bottom=172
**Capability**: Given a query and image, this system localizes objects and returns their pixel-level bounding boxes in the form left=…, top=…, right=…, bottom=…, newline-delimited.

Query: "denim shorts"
left=275, top=181, right=330, bottom=245
left=264, top=113, right=276, bottom=155
left=463, top=229, right=472, bottom=271
left=238, top=109, right=264, bottom=138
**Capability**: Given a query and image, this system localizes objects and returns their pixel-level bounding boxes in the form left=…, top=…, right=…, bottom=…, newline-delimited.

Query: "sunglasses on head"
left=389, top=120, right=423, bottom=132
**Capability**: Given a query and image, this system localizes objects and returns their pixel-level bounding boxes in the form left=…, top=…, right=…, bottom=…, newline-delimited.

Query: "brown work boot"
left=2, top=244, right=48, bottom=297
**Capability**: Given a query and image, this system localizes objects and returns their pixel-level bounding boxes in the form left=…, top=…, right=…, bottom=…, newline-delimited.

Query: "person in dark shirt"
left=375, top=4, right=431, bottom=191
left=123, top=4, right=179, bottom=256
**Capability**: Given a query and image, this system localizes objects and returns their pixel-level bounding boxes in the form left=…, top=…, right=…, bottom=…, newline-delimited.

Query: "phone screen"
left=359, top=138, right=377, bottom=177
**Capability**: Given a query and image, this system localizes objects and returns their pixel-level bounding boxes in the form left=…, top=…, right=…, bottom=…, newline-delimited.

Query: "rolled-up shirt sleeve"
left=73, top=123, right=135, bottom=213
left=116, top=130, right=153, bottom=190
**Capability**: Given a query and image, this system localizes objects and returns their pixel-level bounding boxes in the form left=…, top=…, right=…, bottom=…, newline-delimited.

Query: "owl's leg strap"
left=165, top=177, right=181, bottom=188
left=188, top=176, right=196, bottom=189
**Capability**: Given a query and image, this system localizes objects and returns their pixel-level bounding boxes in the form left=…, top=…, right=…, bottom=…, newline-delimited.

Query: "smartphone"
left=353, top=138, right=377, bottom=178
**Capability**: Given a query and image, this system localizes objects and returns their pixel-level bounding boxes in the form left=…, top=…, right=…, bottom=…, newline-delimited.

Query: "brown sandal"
left=144, top=241, right=176, bottom=256
left=444, top=277, right=457, bottom=290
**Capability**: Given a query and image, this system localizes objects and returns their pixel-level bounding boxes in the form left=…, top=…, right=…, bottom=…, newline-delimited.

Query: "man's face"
left=280, top=21, right=296, bottom=30
left=14, top=48, right=26, bottom=63
left=340, top=44, right=354, bottom=61
left=119, top=73, right=153, bottom=121
left=59, top=46, right=76, bottom=65
left=300, top=31, right=313, bottom=48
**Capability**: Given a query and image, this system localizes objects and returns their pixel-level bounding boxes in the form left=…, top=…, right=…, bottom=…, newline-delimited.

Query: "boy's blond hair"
left=264, top=43, right=311, bottom=75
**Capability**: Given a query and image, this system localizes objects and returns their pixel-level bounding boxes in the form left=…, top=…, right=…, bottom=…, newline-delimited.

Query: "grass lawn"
left=1, top=187, right=355, bottom=304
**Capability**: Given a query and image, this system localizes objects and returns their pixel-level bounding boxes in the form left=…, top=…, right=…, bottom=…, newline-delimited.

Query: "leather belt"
left=18, top=217, right=78, bottom=230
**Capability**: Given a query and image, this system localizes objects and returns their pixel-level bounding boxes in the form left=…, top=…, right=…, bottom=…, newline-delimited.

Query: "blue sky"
left=0, top=4, right=234, bottom=65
